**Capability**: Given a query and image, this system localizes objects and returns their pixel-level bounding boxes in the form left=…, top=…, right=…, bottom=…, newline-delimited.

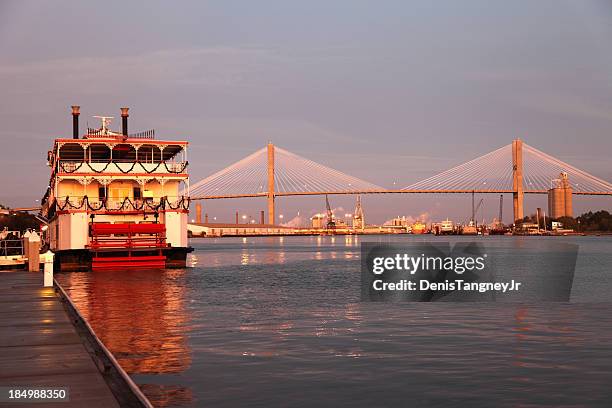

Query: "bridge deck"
left=0, top=271, right=120, bottom=408
left=191, top=189, right=612, bottom=200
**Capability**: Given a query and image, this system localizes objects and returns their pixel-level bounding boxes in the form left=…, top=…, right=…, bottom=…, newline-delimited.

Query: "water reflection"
left=58, top=269, right=193, bottom=407
left=138, top=384, right=193, bottom=408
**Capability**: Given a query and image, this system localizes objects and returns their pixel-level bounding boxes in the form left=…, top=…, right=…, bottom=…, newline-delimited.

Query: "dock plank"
left=0, top=343, right=100, bottom=379
left=0, top=312, right=71, bottom=328
left=0, top=310, right=75, bottom=327
left=0, top=272, right=120, bottom=408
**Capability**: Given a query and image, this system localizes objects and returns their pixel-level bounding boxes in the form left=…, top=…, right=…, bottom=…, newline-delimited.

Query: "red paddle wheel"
left=88, top=223, right=167, bottom=270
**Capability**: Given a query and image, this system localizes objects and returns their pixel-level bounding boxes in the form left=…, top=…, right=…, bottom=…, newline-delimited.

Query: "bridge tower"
left=512, top=139, right=524, bottom=222
left=195, top=202, right=202, bottom=224
left=267, top=142, right=275, bottom=225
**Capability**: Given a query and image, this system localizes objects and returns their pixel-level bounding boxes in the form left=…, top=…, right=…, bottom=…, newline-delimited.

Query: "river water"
left=57, top=235, right=612, bottom=407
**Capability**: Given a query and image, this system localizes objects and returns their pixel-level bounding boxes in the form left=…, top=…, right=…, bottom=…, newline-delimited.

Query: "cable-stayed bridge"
left=189, top=140, right=612, bottom=223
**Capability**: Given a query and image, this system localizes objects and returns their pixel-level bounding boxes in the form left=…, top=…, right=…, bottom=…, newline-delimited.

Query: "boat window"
left=111, top=144, right=137, bottom=162
left=58, top=143, right=85, bottom=161
left=137, top=144, right=162, bottom=163
left=161, top=144, right=184, bottom=161
left=85, top=144, right=111, bottom=162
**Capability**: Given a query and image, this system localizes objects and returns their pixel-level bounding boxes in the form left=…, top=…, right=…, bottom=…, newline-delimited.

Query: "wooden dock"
left=0, top=271, right=121, bottom=407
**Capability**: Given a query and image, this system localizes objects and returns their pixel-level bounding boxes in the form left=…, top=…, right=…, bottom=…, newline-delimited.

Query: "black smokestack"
left=71, top=105, right=80, bottom=139
left=120, top=107, right=129, bottom=136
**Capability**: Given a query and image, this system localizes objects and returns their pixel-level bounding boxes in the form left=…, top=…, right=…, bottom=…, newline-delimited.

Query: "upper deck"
left=50, top=137, right=189, bottom=178
left=48, top=111, right=189, bottom=180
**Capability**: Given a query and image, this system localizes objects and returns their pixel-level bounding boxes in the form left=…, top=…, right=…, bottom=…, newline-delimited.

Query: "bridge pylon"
left=512, top=139, right=524, bottom=222
left=267, top=142, right=275, bottom=225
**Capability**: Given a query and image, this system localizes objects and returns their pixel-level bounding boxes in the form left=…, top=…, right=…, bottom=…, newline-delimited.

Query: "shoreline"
left=188, top=231, right=612, bottom=238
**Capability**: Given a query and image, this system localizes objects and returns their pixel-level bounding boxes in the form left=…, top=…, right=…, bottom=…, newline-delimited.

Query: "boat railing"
left=55, top=196, right=190, bottom=212
left=128, top=129, right=155, bottom=139
left=56, top=159, right=186, bottom=164
left=85, top=128, right=155, bottom=139
left=57, top=159, right=188, bottom=174
left=0, top=238, right=24, bottom=258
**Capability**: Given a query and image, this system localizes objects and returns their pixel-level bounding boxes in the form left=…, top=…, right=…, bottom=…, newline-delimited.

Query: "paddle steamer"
left=40, top=106, right=191, bottom=271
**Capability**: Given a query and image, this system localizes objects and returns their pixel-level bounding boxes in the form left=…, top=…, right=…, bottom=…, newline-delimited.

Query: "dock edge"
left=54, top=278, right=155, bottom=408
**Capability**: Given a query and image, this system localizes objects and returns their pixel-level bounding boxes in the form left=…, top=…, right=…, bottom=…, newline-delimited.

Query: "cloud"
left=515, top=92, right=612, bottom=122
left=0, top=47, right=279, bottom=100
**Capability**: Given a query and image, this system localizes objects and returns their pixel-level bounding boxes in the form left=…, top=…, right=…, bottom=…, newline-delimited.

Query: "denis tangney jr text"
left=368, top=253, right=522, bottom=294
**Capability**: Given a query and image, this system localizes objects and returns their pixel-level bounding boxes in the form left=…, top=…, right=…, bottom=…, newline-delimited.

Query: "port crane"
left=325, top=194, right=336, bottom=229
left=490, top=194, right=508, bottom=234
left=470, top=191, right=484, bottom=226
left=498, top=194, right=503, bottom=225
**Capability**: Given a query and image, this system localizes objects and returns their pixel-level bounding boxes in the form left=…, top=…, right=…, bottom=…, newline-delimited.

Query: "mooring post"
left=43, top=250, right=54, bottom=287
left=512, top=139, right=524, bottom=222
left=27, top=231, right=41, bottom=272
left=22, top=230, right=31, bottom=260
left=267, top=142, right=275, bottom=225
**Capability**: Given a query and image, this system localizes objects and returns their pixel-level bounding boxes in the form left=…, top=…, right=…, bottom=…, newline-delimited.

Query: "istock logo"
left=371, top=253, right=487, bottom=275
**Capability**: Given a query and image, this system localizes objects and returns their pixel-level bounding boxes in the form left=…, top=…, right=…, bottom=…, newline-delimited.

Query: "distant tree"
left=576, top=210, right=612, bottom=232
left=548, top=210, right=612, bottom=232
left=515, top=210, right=612, bottom=231
left=519, top=214, right=537, bottom=224
left=556, top=216, right=577, bottom=230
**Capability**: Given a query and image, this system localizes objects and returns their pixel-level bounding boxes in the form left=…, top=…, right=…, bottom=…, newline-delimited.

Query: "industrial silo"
left=548, top=172, right=573, bottom=219
left=561, top=173, right=573, bottom=217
